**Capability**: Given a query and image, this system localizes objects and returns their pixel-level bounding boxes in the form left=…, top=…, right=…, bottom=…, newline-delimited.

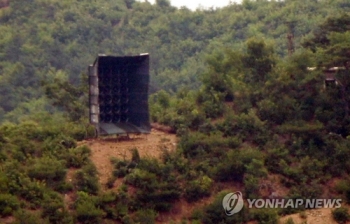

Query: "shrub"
left=130, top=147, right=140, bottom=163
left=0, top=193, right=19, bottom=217
left=184, top=175, right=213, bottom=202
left=217, top=109, right=268, bottom=145
left=75, top=191, right=105, bottom=224
left=18, top=178, right=46, bottom=207
left=191, top=208, right=205, bottom=221
left=125, top=169, right=157, bottom=192
left=332, top=207, right=350, bottom=224
left=265, top=147, right=290, bottom=174
left=250, top=208, right=279, bottom=224
left=335, top=180, right=350, bottom=194
left=14, top=209, right=47, bottom=224
left=179, top=132, right=232, bottom=159
left=96, top=192, right=118, bottom=219
left=202, top=191, right=246, bottom=224
left=257, top=99, right=285, bottom=125
left=213, top=148, right=263, bottom=182
left=41, top=191, right=73, bottom=224
left=74, top=164, right=99, bottom=194
left=111, top=159, right=129, bottom=178
left=66, top=145, right=91, bottom=168
left=27, top=156, right=67, bottom=188
left=196, top=88, right=225, bottom=116
left=288, top=181, right=322, bottom=200
left=133, top=209, right=157, bottom=224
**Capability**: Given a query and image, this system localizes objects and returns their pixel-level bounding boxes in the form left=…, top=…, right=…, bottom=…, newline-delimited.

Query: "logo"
left=222, top=191, right=244, bottom=216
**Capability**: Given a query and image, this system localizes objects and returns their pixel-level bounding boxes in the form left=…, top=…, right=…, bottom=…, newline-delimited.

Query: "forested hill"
left=0, top=0, right=349, bottom=122
left=1, top=0, right=350, bottom=223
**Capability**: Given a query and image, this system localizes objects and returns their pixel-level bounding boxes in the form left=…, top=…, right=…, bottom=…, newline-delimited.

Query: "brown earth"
left=77, top=128, right=350, bottom=224
left=279, top=207, right=350, bottom=224
left=79, top=128, right=177, bottom=189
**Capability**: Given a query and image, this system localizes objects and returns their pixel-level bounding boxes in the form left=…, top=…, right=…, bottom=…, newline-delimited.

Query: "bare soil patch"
left=279, top=207, right=350, bottom=224
left=79, top=129, right=177, bottom=189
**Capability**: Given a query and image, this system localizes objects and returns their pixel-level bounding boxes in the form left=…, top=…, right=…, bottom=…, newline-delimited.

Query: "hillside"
left=0, top=0, right=350, bottom=223
left=82, top=129, right=177, bottom=189
left=1, top=0, right=350, bottom=122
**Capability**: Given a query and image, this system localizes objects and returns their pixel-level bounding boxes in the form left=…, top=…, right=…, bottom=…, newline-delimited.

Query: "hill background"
left=1, top=0, right=350, bottom=223
left=0, top=0, right=349, bottom=122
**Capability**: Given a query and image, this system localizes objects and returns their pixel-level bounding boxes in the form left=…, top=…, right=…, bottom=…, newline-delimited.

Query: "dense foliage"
left=1, top=0, right=350, bottom=122
left=0, top=0, right=350, bottom=223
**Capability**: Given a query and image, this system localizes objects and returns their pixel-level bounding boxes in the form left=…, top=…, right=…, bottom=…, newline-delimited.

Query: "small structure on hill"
left=88, top=54, right=151, bottom=137
left=307, top=66, right=346, bottom=87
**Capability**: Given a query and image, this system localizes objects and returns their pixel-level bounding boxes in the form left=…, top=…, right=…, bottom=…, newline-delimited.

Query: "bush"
left=130, top=148, right=140, bottom=163
left=125, top=165, right=180, bottom=212
left=74, top=164, right=99, bottom=194
left=250, top=208, right=279, bottom=224
left=14, top=209, right=48, bottom=224
left=66, top=145, right=91, bottom=168
left=133, top=209, right=157, bottom=224
left=41, top=192, right=73, bottom=224
left=265, top=147, right=290, bottom=174
left=0, top=194, right=19, bottom=217
left=198, top=91, right=225, bottom=119
left=75, top=191, right=105, bottom=224
left=125, top=169, right=157, bottom=192
left=111, top=159, right=129, bottom=178
left=96, top=192, right=119, bottom=219
left=27, top=156, right=67, bottom=188
left=179, top=132, right=232, bottom=159
left=213, top=148, right=263, bottom=182
left=202, top=191, right=246, bottom=224
left=18, top=178, right=46, bottom=207
left=332, top=207, right=350, bottom=224
left=217, top=109, right=268, bottom=145
left=184, top=175, right=213, bottom=202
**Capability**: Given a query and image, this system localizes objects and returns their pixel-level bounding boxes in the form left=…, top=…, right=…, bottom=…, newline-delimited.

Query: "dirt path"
left=79, top=129, right=177, bottom=189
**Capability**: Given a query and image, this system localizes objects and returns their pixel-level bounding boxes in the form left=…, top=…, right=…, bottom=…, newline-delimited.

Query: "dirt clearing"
left=79, top=129, right=177, bottom=188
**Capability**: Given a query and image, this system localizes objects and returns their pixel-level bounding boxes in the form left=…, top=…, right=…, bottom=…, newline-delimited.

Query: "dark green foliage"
left=133, top=209, right=157, bottom=224
left=184, top=175, right=213, bottom=202
left=0, top=0, right=349, bottom=124
left=302, top=13, right=350, bottom=52
left=265, top=147, right=290, bottom=174
left=74, top=191, right=105, bottom=224
left=217, top=110, right=268, bottom=145
left=0, top=194, right=19, bottom=217
left=65, top=145, right=91, bottom=168
left=213, top=148, right=264, bottom=183
left=74, top=164, right=99, bottom=194
left=130, top=147, right=140, bottom=163
left=121, top=157, right=181, bottom=212
left=13, top=210, right=48, bottom=224
left=242, top=38, right=275, bottom=85
left=332, top=207, right=350, bottom=224
left=201, top=191, right=246, bottom=224
left=41, top=192, right=73, bottom=224
left=27, top=156, right=67, bottom=188
left=95, top=191, right=120, bottom=219
left=42, top=74, right=88, bottom=122
left=250, top=208, right=279, bottom=224
left=179, top=132, right=238, bottom=159
left=0, top=2, right=350, bottom=224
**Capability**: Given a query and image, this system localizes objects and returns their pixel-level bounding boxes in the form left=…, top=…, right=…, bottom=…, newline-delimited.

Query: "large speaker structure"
left=89, top=54, right=150, bottom=136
